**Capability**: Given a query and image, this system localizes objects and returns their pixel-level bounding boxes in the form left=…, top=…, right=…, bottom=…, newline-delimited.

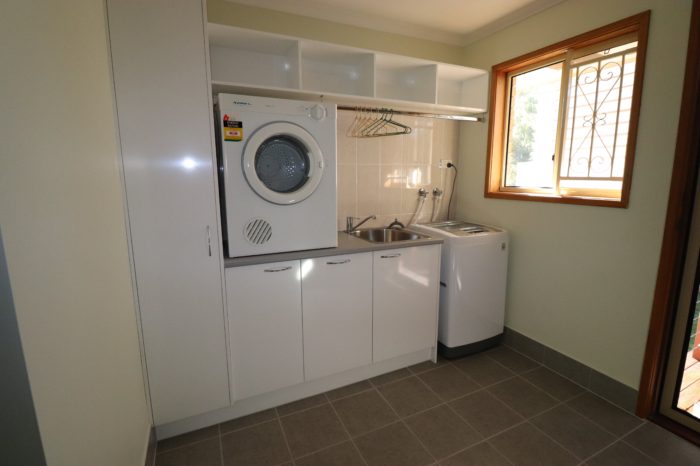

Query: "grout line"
left=617, top=422, right=664, bottom=464
left=219, top=413, right=279, bottom=436
left=323, top=392, right=370, bottom=466
left=439, top=439, right=517, bottom=466
left=289, top=438, right=355, bottom=463
left=485, top=439, right=517, bottom=466
left=528, top=416, right=608, bottom=463
left=371, top=381, right=438, bottom=463
left=276, top=398, right=329, bottom=419
left=411, top=368, right=488, bottom=461
left=510, top=373, right=563, bottom=404
left=437, top=391, right=573, bottom=464
left=502, top=342, right=639, bottom=415
left=368, top=370, right=414, bottom=388
left=564, top=392, right=644, bottom=439
left=575, top=421, right=661, bottom=466
left=154, top=432, right=221, bottom=455
left=483, top=347, right=541, bottom=376
left=277, top=415, right=297, bottom=466
left=325, top=385, right=375, bottom=403
left=217, top=424, right=224, bottom=466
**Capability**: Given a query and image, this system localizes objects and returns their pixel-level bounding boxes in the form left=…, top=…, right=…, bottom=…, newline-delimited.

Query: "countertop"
left=224, top=231, right=443, bottom=268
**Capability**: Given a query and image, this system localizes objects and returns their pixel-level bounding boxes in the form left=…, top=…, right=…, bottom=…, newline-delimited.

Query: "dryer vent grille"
left=244, top=219, right=272, bottom=245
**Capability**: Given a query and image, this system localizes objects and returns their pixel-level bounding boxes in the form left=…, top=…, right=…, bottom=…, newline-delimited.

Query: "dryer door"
left=242, top=122, right=325, bottom=205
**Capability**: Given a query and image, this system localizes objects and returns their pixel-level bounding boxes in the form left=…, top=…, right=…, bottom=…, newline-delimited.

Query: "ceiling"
left=227, top=0, right=566, bottom=46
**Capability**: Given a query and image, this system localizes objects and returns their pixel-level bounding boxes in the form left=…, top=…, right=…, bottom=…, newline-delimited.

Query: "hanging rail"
left=337, top=105, right=484, bottom=122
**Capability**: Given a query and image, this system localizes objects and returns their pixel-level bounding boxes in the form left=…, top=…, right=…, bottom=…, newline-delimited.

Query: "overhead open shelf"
left=207, top=24, right=489, bottom=118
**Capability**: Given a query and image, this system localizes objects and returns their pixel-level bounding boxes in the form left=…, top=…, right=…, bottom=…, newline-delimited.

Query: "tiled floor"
left=151, top=346, right=700, bottom=466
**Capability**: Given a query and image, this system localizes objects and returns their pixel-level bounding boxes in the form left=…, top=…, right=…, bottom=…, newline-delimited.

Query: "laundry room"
left=3, top=0, right=700, bottom=466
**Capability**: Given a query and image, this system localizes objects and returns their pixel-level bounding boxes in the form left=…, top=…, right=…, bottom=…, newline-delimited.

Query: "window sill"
left=484, top=190, right=628, bottom=208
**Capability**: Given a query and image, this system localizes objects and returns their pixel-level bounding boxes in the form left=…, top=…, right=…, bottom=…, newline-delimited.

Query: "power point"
left=439, top=159, right=453, bottom=168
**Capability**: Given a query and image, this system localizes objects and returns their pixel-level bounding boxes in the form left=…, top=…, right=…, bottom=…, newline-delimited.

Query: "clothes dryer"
left=217, top=94, right=337, bottom=257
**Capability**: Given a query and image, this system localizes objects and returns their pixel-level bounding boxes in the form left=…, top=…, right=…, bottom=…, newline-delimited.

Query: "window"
left=485, top=12, right=650, bottom=207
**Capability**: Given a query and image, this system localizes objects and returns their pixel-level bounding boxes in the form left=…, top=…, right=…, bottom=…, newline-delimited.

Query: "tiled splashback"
left=336, top=110, right=461, bottom=231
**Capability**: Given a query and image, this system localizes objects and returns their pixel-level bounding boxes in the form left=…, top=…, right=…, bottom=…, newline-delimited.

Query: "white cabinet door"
left=107, top=0, right=229, bottom=424
left=373, top=245, right=441, bottom=362
left=302, top=253, right=372, bottom=380
left=226, top=262, right=304, bottom=400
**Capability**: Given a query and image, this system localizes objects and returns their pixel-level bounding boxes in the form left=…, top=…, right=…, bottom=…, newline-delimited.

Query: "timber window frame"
left=484, top=11, right=650, bottom=208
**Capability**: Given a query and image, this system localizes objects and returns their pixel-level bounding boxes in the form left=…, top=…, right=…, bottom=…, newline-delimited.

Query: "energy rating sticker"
left=223, top=114, right=243, bottom=141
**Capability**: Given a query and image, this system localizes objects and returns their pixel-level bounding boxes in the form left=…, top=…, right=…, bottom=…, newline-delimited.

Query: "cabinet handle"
left=264, top=266, right=292, bottom=273
left=206, top=225, right=212, bottom=257
left=380, top=253, right=401, bottom=259
left=326, top=259, right=351, bottom=265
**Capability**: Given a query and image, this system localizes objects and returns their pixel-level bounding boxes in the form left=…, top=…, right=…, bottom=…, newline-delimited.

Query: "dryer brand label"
left=222, top=114, right=243, bottom=141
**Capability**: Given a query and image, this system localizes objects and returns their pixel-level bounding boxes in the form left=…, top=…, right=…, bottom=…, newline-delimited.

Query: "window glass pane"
left=561, top=43, right=637, bottom=184
left=504, top=62, right=563, bottom=188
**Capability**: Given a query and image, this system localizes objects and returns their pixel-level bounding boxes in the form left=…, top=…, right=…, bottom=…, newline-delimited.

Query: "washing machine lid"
left=243, top=122, right=325, bottom=205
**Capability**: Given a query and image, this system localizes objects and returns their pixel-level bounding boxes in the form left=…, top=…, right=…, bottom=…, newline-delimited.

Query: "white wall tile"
left=336, top=110, right=460, bottom=229
left=356, top=165, right=380, bottom=217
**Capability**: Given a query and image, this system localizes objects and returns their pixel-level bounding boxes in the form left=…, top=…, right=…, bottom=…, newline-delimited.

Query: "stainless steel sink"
left=350, top=228, right=428, bottom=243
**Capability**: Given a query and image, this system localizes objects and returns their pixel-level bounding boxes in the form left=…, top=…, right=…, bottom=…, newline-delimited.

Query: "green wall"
left=457, top=0, right=692, bottom=388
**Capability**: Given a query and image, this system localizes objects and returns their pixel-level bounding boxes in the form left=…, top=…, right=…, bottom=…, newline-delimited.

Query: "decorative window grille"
left=560, top=42, right=638, bottom=189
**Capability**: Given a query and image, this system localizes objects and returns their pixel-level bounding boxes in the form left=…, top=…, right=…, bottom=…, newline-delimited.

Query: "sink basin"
left=351, top=228, right=427, bottom=243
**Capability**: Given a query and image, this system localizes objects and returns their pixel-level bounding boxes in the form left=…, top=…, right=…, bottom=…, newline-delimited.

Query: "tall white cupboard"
left=107, top=0, right=229, bottom=424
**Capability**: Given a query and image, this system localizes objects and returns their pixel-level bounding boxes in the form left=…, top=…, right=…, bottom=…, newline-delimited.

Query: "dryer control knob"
left=308, top=104, right=327, bottom=121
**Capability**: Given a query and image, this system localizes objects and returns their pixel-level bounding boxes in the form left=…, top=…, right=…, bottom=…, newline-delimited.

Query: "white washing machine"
left=410, top=221, right=508, bottom=358
left=216, top=93, right=337, bottom=257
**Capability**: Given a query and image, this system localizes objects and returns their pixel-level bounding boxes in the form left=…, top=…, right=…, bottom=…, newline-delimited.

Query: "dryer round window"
left=243, top=122, right=324, bottom=205
left=254, top=136, right=309, bottom=193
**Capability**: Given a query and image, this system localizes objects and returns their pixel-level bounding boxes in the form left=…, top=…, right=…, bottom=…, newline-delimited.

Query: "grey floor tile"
left=449, top=390, right=523, bottom=437
left=486, top=347, right=540, bottom=373
left=378, top=376, right=441, bottom=417
left=220, top=420, right=290, bottom=466
left=440, top=441, right=511, bottom=466
left=157, top=425, right=220, bottom=453
left=295, top=441, right=365, bottom=466
left=404, top=405, right=482, bottom=460
left=452, top=353, right=515, bottom=387
left=585, top=441, right=659, bottom=466
left=220, top=409, right=277, bottom=434
left=369, top=368, right=412, bottom=386
left=280, top=404, right=348, bottom=458
left=488, top=376, right=557, bottom=418
left=355, top=422, right=433, bottom=466
left=325, top=380, right=373, bottom=401
left=156, top=437, right=221, bottom=466
left=531, top=405, right=615, bottom=460
left=521, top=366, right=584, bottom=401
left=418, top=365, right=480, bottom=401
left=566, top=392, right=642, bottom=436
left=276, top=393, right=328, bottom=417
left=490, top=423, right=578, bottom=466
left=408, top=356, right=450, bottom=374
left=332, top=389, right=397, bottom=436
left=624, top=422, right=700, bottom=465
